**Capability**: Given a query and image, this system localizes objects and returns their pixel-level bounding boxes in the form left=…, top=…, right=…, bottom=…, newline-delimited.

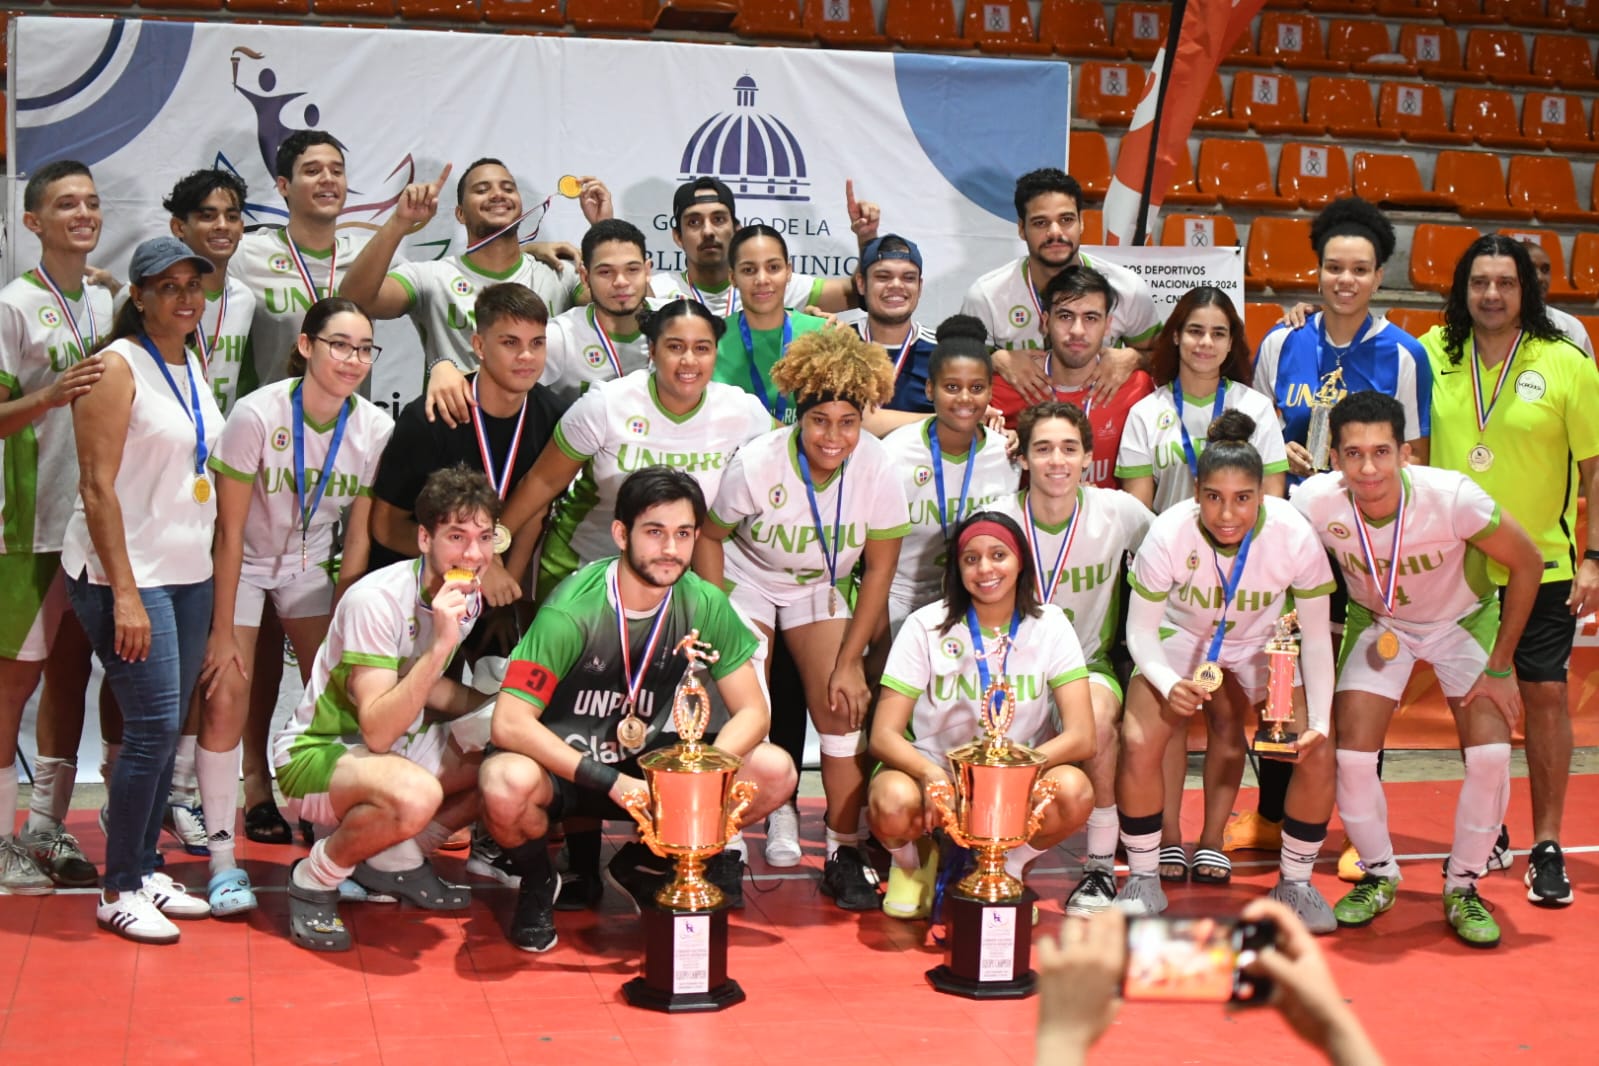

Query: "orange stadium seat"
left=1302, top=0, right=1380, bottom=11
left=1081, top=209, right=1104, bottom=245
left=1436, top=0, right=1502, bottom=23
left=1308, top=77, right=1399, bottom=140
left=1328, top=19, right=1402, bottom=71
left=1198, top=139, right=1299, bottom=211
left=1529, top=34, right=1599, bottom=89
left=806, top=0, right=888, bottom=48
left=1500, top=226, right=1599, bottom=300
left=1227, top=23, right=1275, bottom=68
left=1279, top=142, right=1352, bottom=208
left=1075, top=61, right=1146, bottom=126
left=1453, top=88, right=1545, bottom=150
left=1353, top=151, right=1459, bottom=211
left=1231, top=72, right=1322, bottom=136
left=1410, top=223, right=1481, bottom=294
left=1385, top=307, right=1445, bottom=339
left=1245, top=301, right=1286, bottom=353
left=1070, top=131, right=1111, bottom=201
left=1258, top=11, right=1346, bottom=70
left=1160, top=213, right=1241, bottom=248
left=140, top=0, right=224, bottom=10
left=1434, top=149, right=1534, bottom=219
left=567, top=0, right=657, bottom=32
left=395, top=0, right=481, bottom=19
left=1522, top=92, right=1597, bottom=152
left=1039, top=1, right=1124, bottom=58
left=885, top=0, right=964, bottom=50
left=965, top=1, right=1050, bottom=55
left=1466, top=28, right=1550, bottom=85
left=1112, top=3, right=1169, bottom=59
left=1397, top=24, right=1481, bottom=82
left=1377, top=0, right=1440, bottom=13
left=1507, top=155, right=1599, bottom=224
left=655, top=1, right=738, bottom=33
left=1486, top=0, right=1567, bottom=27
left=315, top=0, right=398, bottom=16
left=1196, top=74, right=1249, bottom=132
left=225, top=0, right=310, bottom=13
left=478, top=0, right=559, bottom=23
left=1247, top=217, right=1320, bottom=292
left=1164, top=144, right=1216, bottom=207
left=732, top=0, right=814, bottom=41
left=1378, top=81, right=1472, bottom=144
left=1572, top=232, right=1599, bottom=295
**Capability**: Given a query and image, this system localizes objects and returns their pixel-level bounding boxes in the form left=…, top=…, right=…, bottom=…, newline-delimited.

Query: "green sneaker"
left=1443, top=886, right=1500, bottom=948
left=1333, top=874, right=1398, bottom=927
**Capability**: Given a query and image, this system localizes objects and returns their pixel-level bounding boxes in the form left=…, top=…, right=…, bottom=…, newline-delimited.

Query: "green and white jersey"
left=709, top=426, right=911, bottom=598
left=543, top=370, right=773, bottom=585
left=1130, top=495, right=1336, bottom=650
left=0, top=272, right=113, bottom=554
left=997, top=485, right=1154, bottom=669
left=501, top=559, right=758, bottom=764
left=192, top=275, right=257, bottom=417
left=882, top=602, right=1088, bottom=768
left=273, top=558, right=476, bottom=797
left=1115, top=383, right=1290, bottom=514
left=1290, top=466, right=1501, bottom=634
left=388, top=253, right=579, bottom=375
left=209, top=379, right=394, bottom=574
left=959, top=254, right=1162, bottom=353
left=542, top=304, right=653, bottom=404
left=649, top=271, right=823, bottom=317
left=881, top=419, right=1018, bottom=607
left=234, top=227, right=370, bottom=392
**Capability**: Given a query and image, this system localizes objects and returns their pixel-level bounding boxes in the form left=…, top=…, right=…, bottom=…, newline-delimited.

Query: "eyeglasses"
left=315, top=336, right=382, bottom=364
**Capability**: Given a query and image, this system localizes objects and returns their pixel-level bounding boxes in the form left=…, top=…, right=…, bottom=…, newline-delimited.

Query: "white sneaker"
left=142, top=871, right=212, bottom=919
left=0, top=835, right=54, bottom=896
left=764, top=804, right=803, bottom=868
left=163, top=802, right=211, bottom=856
left=97, top=889, right=180, bottom=944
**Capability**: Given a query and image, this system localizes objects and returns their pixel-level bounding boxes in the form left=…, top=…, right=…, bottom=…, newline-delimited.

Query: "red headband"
left=956, top=519, right=1021, bottom=556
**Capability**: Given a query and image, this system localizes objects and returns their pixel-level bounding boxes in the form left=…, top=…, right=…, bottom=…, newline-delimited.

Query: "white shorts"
left=887, top=583, right=939, bottom=640
left=1146, top=626, right=1298, bottom=707
left=234, top=561, right=334, bottom=627
left=1337, top=605, right=1494, bottom=702
left=728, top=575, right=853, bottom=634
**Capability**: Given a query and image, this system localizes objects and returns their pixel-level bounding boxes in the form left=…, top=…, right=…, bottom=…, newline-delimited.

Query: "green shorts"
left=0, top=552, right=66, bottom=661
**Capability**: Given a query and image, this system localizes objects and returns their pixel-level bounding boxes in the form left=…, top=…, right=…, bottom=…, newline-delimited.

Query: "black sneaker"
left=604, top=841, right=672, bottom=915
left=705, top=848, right=746, bottom=909
left=1525, top=840, right=1573, bottom=907
left=509, top=868, right=562, bottom=953
left=820, top=845, right=882, bottom=911
left=554, top=869, right=604, bottom=911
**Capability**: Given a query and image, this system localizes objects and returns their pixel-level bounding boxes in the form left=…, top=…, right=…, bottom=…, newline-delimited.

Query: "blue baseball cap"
left=128, top=236, right=214, bottom=285
left=859, top=234, right=923, bottom=273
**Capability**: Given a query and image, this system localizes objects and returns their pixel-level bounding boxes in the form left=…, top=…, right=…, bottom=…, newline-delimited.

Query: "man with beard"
left=540, top=220, right=657, bottom=404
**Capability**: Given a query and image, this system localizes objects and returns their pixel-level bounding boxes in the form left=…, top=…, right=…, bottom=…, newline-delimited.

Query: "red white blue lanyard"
left=611, top=562, right=674, bottom=715
left=589, top=305, right=624, bottom=379
left=1023, top=489, right=1080, bottom=604
left=35, top=264, right=95, bottom=357
left=471, top=374, right=527, bottom=499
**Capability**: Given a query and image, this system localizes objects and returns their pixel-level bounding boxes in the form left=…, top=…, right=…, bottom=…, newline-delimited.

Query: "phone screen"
left=1123, top=917, right=1275, bottom=1004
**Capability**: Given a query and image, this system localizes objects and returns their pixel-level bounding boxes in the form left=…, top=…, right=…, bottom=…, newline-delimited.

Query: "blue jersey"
left=840, top=311, right=937, bottom=414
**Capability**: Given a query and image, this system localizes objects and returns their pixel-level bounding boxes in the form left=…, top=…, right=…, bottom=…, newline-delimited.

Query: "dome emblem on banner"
left=679, top=75, right=810, bottom=203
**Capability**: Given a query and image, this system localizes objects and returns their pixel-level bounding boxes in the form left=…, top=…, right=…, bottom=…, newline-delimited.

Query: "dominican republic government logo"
left=941, top=637, right=964, bottom=660
left=626, top=415, right=649, bottom=436
left=37, top=307, right=61, bottom=329
left=768, top=485, right=788, bottom=508
left=680, top=75, right=809, bottom=203
left=1328, top=522, right=1351, bottom=540
left=269, top=253, right=294, bottom=274
left=271, top=427, right=291, bottom=451
left=1008, top=305, right=1031, bottom=329
left=583, top=345, right=606, bottom=368
left=451, top=277, right=473, bottom=297
left=913, top=465, right=933, bottom=487
left=1157, top=410, right=1177, bottom=431
left=1186, top=550, right=1200, bottom=570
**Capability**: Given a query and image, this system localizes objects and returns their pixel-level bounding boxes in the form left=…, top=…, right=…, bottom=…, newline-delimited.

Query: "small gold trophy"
left=1253, top=611, right=1301, bottom=759
left=1304, top=367, right=1347, bottom=473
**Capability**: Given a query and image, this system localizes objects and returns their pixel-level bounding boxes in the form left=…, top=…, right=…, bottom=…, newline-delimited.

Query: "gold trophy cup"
left=1254, top=611, right=1301, bottom=759
left=622, top=633, right=756, bottom=911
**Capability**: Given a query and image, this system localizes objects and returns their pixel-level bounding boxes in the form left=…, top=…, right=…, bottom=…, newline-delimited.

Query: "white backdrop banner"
left=1077, top=244, right=1246, bottom=326
left=7, top=17, right=1071, bottom=410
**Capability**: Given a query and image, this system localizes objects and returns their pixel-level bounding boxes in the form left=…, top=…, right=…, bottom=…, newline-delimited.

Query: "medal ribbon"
left=588, top=305, right=624, bottom=379
left=966, top=606, right=1022, bottom=723
left=797, top=441, right=847, bottom=598
left=194, top=285, right=228, bottom=371
left=462, top=194, right=555, bottom=257
left=1204, top=525, right=1256, bottom=664
left=415, top=558, right=482, bottom=626
left=284, top=233, right=335, bottom=306
left=1022, top=260, right=1046, bottom=338
left=1469, top=330, right=1524, bottom=436
left=471, top=374, right=528, bottom=499
left=928, top=419, right=978, bottom=540
left=610, top=562, right=675, bottom=717
left=1349, top=479, right=1407, bottom=617
left=1172, top=382, right=1228, bottom=481
left=739, top=311, right=793, bottom=423
left=685, top=272, right=738, bottom=316
left=291, top=380, right=350, bottom=548
left=866, top=322, right=918, bottom=380
left=35, top=264, right=96, bottom=358
left=137, top=334, right=206, bottom=477
left=1023, top=488, right=1080, bottom=605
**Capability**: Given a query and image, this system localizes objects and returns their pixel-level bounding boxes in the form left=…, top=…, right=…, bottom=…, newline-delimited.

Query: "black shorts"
left=1502, top=579, right=1575, bottom=684
left=532, top=731, right=724, bottom=824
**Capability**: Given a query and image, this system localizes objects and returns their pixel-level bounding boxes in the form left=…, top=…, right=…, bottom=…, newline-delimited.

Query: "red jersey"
left=992, top=370, right=1155, bottom=489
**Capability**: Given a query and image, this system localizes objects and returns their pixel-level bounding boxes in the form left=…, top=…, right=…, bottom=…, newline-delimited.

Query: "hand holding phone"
left=1122, top=916, right=1277, bottom=1005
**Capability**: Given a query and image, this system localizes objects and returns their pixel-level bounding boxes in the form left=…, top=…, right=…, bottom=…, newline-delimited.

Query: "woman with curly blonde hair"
left=695, top=327, right=909, bottom=911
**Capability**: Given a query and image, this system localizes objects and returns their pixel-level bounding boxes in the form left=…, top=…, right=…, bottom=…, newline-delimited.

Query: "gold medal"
left=1468, top=443, right=1494, bottom=472
left=192, top=476, right=211, bottom=505
left=616, top=713, right=647, bottom=752
left=557, top=174, right=583, bottom=198
left=1376, top=630, right=1400, bottom=662
left=1192, top=661, right=1224, bottom=693
left=444, top=567, right=475, bottom=585
left=492, top=522, right=512, bottom=555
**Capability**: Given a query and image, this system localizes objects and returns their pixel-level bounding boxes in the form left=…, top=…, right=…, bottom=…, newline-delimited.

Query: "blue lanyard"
left=739, top=311, right=792, bottom=422
left=966, top=606, right=1021, bottom=720
left=1204, top=525, right=1256, bottom=663
left=1171, top=381, right=1227, bottom=481
left=796, top=440, right=846, bottom=591
left=138, top=334, right=206, bottom=476
left=928, top=419, right=978, bottom=540
left=291, top=380, right=350, bottom=541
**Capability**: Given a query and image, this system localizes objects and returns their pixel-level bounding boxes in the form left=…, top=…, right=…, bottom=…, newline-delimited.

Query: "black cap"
left=671, top=177, right=736, bottom=229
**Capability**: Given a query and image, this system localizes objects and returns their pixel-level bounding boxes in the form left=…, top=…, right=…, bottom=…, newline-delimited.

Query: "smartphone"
left=1122, top=916, right=1277, bottom=1005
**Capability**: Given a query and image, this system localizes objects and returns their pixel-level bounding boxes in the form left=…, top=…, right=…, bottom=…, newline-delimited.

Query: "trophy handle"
left=724, top=779, right=757, bottom=841
left=926, top=780, right=972, bottom=850
left=1023, top=776, right=1060, bottom=841
left=621, top=787, right=663, bottom=856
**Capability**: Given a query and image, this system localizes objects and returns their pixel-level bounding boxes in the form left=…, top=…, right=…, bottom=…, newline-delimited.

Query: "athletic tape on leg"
left=818, top=731, right=866, bottom=757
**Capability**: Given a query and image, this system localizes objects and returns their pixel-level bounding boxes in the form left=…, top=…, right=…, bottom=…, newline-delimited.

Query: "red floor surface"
left=3, top=776, right=1596, bottom=1065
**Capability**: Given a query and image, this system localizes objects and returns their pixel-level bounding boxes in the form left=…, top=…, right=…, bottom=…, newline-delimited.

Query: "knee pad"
left=818, top=730, right=866, bottom=757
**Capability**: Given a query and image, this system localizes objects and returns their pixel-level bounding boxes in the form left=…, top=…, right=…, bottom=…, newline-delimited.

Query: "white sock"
left=888, top=840, right=922, bottom=873
left=1279, top=825, right=1327, bottom=884
left=1121, top=827, right=1162, bottom=878
left=0, top=763, right=17, bottom=838
left=824, top=825, right=859, bottom=860
left=1004, top=842, right=1045, bottom=881
left=1085, top=805, right=1118, bottom=871
left=26, top=756, right=76, bottom=832
left=196, top=743, right=242, bottom=874
left=1446, top=743, right=1511, bottom=892
left=295, top=838, right=354, bottom=891
left=725, top=830, right=745, bottom=856
left=410, top=820, right=453, bottom=857
left=1336, top=749, right=1398, bottom=879
left=100, top=741, right=122, bottom=783
left=365, top=837, right=424, bottom=872
left=170, top=735, right=199, bottom=801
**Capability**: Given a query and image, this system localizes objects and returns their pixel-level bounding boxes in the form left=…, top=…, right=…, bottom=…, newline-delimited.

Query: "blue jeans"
left=67, top=574, right=212, bottom=893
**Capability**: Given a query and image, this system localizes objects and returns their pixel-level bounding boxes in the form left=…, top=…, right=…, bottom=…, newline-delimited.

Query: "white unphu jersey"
left=997, top=486, right=1154, bottom=668
left=0, top=272, right=114, bottom=554
left=235, top=227, right=370, bottom=390
left=710, top=426, right=910, bottom=599
left=541, top=304, right=653, bottom=404
left=1290, top=465, right=1501, bottom=633
left=959, top=253, right=1162, bottom=353
left=1115, top=383, right=1290, bottom=514
left=209, top=379, right=394, bottom=575
left=191, top=275, right=257, bottom=417
left=881, top=419, right=1018, bottom=608
left=388, top=253, right=579, bottom=374
left=1548, top=306, right=1595, bottom=359
left=881, top=602, right=1088, bottom=768
left=649, top=271, right=823, bottom=318
left=544, top=370, right=773, bottom=576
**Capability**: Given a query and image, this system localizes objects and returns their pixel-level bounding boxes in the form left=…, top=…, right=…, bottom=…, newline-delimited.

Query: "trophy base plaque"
left=926, top=889, right=1038, bottom=1000
left=622, top=899, right=745, bottom=1014
left=1253, top=728, right=1300, bottom=760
